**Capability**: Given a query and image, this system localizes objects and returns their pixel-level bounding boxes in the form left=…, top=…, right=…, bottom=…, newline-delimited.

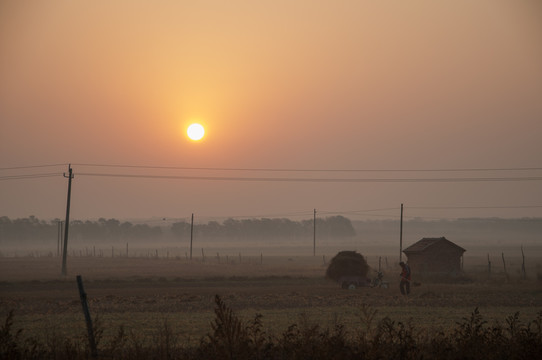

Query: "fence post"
left=76, top=275, right=98, bottom=358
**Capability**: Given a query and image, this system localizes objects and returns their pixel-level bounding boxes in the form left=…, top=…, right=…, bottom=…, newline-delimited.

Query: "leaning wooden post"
left=521, top=245, right=526, bottom=280
left=487, top=253, right=491, bottom=275
left=76, top=275, right=98, bottom=358
left=502, top=252, right=509, bottom=281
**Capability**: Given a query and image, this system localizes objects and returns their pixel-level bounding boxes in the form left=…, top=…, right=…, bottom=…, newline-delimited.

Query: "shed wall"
left=405, top=242, right=464, bottom=275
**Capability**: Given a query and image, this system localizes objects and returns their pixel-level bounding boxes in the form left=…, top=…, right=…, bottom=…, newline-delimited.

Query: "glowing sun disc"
left=187, top=123, right=205, bottom=141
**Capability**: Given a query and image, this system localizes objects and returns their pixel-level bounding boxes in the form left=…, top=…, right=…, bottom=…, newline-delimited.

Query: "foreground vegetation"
left=2, top=296, right=541, bottom=360
left=1, top=255, right=541, bottom=359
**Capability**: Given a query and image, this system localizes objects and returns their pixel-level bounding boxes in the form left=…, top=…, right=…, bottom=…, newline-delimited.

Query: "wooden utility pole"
left=190, top=213, right=194, bottom=260
left=399, top=203, right=403, bottom=262
left=57, top=220, right=63, bottom=257
left=61, top=165, right=73, bottom=276
left=313, top=208, right=316, bottom=256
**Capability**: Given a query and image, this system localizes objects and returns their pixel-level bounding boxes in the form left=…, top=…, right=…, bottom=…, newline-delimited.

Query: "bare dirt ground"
left=1, top=256, right=541, bottom=344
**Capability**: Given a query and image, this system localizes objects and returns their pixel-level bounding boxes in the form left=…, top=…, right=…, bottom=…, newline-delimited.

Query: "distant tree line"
left=0, top=215, right=356, bottom=243
left=171, top=215, right=356, bottom=240
left=0, top=216, right=163, bottom=243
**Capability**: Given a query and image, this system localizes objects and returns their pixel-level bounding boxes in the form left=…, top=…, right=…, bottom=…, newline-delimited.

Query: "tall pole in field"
left=190, top=213, right=194, bottom=260
left=399, top=203, right=403, bottom=262
left=62, top=165, right=74, bottom=276
left=313, top=208, right=316, bottom=256
left=57, top=220, right=63, bottom=257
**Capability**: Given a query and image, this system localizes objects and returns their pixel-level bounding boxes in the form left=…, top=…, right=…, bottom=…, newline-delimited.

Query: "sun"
left=187, top=123, right=205, bottom=141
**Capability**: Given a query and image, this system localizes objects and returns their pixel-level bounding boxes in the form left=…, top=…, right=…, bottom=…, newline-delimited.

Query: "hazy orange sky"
left=1, top=1, right=541, bottom=221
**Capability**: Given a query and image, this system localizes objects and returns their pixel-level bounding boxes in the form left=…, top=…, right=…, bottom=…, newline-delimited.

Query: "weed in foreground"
left=1, top=303, right=542, bottom=359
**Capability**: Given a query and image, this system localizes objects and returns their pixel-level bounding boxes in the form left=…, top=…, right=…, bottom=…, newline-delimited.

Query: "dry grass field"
left=1, top=254, right=541, bottom=352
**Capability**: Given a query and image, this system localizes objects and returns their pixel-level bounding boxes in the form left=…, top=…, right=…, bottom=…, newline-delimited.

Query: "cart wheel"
left=348, top=283, right=356, bottom=290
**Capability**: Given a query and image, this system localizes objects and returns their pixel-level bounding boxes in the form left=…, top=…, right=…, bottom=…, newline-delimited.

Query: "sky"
left=1, top=0, right=542, bottom=222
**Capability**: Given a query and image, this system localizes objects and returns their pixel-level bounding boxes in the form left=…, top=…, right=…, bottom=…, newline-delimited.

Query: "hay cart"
left=338, top=275, right=371, bottom=289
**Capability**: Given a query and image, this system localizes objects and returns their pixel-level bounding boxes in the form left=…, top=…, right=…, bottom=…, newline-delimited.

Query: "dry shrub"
left=199, top=295, right=270, bottom=360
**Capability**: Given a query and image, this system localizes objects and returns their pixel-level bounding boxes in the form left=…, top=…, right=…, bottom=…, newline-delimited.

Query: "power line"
left=77, top=172, right=542, bottom=183
left=2, top=162, right=542, bottom=173
left=0, top=164, right=67, bottom=171
left=409, top=205, right=542, bottom=210
left=199, top=210, right=315, bottom=220
left=0, top=173, right=62, bottom=181
left=319, top=207, right=398, bottom=214
left=317, top=205, right=542, bottom=219
left=2, top=168, right=542, bottom=184
left=72, top=163, right=542, bottom=173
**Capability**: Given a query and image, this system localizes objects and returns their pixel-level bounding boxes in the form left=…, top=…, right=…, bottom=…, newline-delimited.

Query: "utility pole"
left=399, top=203, right=403, bottom=262
left=61, top=165, right=74, bottom=276
left=313, top=208, right=316, bottom=256
left=190, top=213, right=194, bottom=260
left=57, top=220, right=63, bottom=257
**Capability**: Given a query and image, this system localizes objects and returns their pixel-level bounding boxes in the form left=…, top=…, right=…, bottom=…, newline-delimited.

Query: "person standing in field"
left=399, top=261, right=411, bottom=295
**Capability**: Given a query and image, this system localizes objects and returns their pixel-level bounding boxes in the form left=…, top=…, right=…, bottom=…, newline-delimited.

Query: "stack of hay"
left=326, top=250, right=369, bottom=281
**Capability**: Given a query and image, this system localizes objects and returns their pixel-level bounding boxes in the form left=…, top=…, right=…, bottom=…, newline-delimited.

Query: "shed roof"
left=403, top=237, right=466, bottom=254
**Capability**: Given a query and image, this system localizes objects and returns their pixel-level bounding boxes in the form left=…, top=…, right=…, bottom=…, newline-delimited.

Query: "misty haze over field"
left=2, top=215, right=541, bottom=259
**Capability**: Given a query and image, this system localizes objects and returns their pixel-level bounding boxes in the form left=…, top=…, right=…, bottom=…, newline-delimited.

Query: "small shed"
left=403, top=237, right=466, bottom=276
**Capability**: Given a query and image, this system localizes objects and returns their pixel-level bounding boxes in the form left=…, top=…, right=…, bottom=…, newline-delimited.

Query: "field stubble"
left=1, top=256, right=541, bottom=347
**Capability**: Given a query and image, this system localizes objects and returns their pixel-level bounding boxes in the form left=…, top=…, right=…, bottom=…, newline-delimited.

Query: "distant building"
left=403, top=237, right=466, bottom=277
